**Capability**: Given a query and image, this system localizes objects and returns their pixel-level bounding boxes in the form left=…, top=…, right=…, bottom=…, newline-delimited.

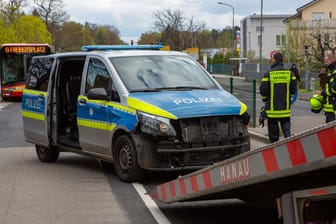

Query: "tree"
left=308, top=20, right=336, bottom=69
left=153, top=9, right=205, bottom=51
left=287, top=19, right=336, bottom=72
left=92, top=25, right=123, bottom=45
left=138, top=32, right=162, bottom=45
left=55, top=21, right=85, bottom=51
left=32, top=0, right=69, bottom=39
left=11, top=15, right=51, bottom=43
left=0, top=0, right=26, bottom=24
left=0, top=18, right=16, bottom=43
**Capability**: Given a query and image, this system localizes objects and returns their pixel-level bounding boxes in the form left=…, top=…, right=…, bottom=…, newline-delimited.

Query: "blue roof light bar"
left=81, top=44, right=163, bottom=51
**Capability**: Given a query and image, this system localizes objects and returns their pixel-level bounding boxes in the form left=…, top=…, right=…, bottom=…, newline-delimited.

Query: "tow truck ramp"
left=150, top=121, right=336, bottom=204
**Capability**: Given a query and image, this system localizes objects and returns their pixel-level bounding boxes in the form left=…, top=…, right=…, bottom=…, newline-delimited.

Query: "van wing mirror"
left=87, top=88, right=108, bottom=100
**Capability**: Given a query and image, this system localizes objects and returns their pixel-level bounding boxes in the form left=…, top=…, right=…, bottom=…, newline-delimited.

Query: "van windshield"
left=110, top=55, right=218, bottom=92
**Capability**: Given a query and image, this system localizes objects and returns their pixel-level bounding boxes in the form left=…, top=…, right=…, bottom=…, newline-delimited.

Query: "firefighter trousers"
left=267, top=117, right=291, bottom=143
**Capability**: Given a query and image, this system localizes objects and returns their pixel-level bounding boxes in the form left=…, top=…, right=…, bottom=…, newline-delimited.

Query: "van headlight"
left=137, top=111, right=176, bottom=136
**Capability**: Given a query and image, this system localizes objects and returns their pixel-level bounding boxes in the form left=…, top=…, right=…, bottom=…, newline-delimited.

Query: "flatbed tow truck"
left=150, top=121, right=336, bottom=224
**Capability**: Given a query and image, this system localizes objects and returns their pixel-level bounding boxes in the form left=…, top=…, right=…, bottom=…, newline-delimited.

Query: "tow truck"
left=150, top=121, right=336, bottom=224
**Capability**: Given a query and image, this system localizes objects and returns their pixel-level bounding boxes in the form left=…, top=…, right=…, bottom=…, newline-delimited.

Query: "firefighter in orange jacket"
left=260, top=52, right=298, bottom=143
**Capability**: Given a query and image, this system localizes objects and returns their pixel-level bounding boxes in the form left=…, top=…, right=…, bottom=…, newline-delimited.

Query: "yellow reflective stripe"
left=269, top=71, right=291, bottom=83
left=267, top=110, right=290, bottom=114
left=77, top=96, right=130, bottom=131
left=267, top=114, right=290, bottom=118
left=78, top=95, right=107, bottom=103
left=22, top=110, right=45, bottom=121
left=23, top=89, right=47, bottom=96
left=127, top=97, right=177, bottom=120
left=269, top=70, right=291, bottom=112
left=266, top=109, right=290, bottom=118
left=323, top=104, right=334, bottom=112
left=262, top=77, right=268, bottom=81
left=106, top=102, right=136, bottom=114
left=77, top=118, right=116, bottom=131
left=240, top=102, right=247, bottom=115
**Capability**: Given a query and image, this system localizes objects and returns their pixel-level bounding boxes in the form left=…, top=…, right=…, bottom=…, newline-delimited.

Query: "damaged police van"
left=22, top=45, right=250, bottom=182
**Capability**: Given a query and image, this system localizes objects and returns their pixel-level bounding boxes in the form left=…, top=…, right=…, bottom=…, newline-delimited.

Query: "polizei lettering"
left=173, top=97, right=224, bottom=105
left=25, top=98, right=41, bottom=110
left=220, top=158, right=250, bottom=184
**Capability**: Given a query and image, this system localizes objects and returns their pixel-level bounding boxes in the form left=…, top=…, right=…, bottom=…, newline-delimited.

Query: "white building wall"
left=240, top=15, right=291, bottom=60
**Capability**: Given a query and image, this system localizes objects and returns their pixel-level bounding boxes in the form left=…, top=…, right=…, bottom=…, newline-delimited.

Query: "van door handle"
left=78, top=98, right=87, bottom=105
left=38, top=94, right=45, bottom=100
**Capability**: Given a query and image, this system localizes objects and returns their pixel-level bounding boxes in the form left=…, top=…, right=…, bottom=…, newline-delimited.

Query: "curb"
left=248, top=129, right=269, bottom=144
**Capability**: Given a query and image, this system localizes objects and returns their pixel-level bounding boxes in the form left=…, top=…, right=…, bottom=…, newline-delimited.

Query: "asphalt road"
left=0, top=101, right=282, bottom=224
left=0, top=101, right=30, bottom=148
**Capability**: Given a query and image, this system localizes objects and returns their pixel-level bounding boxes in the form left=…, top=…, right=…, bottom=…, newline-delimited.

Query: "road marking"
left=133, top=183, right=171, bottom=224
left=0, top=146, right=34, bottom=150
left=0, top=102, right=10, bottom=111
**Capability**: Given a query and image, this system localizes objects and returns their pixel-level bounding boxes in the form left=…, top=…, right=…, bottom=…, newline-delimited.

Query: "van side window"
left=85, top=58, right=111, bottom=94
left=26, top=58, right=54, bottom=92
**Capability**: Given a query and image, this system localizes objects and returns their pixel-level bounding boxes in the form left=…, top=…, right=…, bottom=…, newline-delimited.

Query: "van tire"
left=35, top=145, right=59, bottom=162
left=113, top=135, right=145, bottom=182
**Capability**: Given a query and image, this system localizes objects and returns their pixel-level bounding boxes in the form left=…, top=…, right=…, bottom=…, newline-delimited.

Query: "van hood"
left=127, top=89, right=244, bottom=119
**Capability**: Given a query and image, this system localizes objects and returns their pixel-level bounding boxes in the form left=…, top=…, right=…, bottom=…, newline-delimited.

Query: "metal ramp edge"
left=149, top=121, right=336, bottom=203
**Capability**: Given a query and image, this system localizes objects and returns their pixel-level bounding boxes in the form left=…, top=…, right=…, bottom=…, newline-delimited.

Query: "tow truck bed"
left=150, top=121, right=336, bottom=205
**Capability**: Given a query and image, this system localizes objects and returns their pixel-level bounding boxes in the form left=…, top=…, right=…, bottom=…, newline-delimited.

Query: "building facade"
left=240, top=14, right=291, bottom=61
left=285, top=0, right=336, bottom=64
left=286, top=0, right=336, bottom=22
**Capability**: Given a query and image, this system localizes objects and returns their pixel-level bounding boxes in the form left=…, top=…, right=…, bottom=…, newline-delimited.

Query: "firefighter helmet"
left=309, top=94, right=323, bottom=113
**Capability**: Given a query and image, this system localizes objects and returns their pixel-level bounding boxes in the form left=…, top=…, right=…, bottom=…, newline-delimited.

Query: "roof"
left=81, top=44, right=163, bottom=51
left=246, top=14, right=292, bottom=20
left=33, top=48, right=187, bottom=59
left=283, top=0, right=318, bottom=23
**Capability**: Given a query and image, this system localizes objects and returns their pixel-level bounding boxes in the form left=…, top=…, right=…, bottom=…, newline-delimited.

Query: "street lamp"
left=217, top=2, right=235, bottom=55
left=259, top=0, right=263, bottom=66
left=304, top=45, right=310, bottom=91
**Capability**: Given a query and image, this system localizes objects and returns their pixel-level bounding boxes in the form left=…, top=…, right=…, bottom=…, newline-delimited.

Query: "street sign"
left=270, top=50, right=277, bottom=60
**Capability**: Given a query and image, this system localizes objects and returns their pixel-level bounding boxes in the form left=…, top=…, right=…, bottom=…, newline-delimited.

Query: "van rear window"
left=26, top=58, right=54, bottom=92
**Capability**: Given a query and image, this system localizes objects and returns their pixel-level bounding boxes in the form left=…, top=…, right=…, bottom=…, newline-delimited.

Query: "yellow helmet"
left=309, top=94, right=323, bottom=113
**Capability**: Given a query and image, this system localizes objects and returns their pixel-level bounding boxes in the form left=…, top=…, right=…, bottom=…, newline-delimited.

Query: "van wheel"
left=113, top=135, right=145, bottom=182
left=35, top=145, right=59, bottom=162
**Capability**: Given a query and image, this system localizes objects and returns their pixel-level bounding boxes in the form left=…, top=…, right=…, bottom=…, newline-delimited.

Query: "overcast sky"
left=60, top=0, right=311, bottom=43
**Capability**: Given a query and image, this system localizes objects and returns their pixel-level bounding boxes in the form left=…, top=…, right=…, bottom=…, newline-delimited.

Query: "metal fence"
left=210, top=63, right=320, bottom=89
left=213, top=75, right=258, bottom=128
left=211, top=63, right=321, bottom=128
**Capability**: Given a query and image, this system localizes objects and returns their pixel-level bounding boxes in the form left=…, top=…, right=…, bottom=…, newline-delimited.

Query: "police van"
left=21, top=45, right=250, bottom=182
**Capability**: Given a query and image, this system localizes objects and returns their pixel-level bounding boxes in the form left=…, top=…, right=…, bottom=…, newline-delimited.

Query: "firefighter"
left=260, top=52, right=297, bottom=143
left=322, top=55, right=336, bottom=123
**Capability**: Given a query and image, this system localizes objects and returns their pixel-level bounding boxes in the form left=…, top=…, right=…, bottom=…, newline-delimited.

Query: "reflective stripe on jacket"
left=323, top=72, right=336, bottom=112
left=260, top=66, right=297, bottom=118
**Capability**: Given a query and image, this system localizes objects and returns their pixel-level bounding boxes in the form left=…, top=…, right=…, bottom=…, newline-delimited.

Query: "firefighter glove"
left=258, top=106, right=267, bottom=127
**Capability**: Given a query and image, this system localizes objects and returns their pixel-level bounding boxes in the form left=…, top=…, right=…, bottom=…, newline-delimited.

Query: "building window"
left=258, top=35, right=261, bottom=46
left=282, top=35, right=286, bottom=46
left=276, top=35, right=281, bottom=46
left=256, top=26, right=264, bottom=32
left=276, top=35, right=287, bottom=46
left=312, top=12, right=324, bottom=20
left=325, top=33, right=330, bottom=43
